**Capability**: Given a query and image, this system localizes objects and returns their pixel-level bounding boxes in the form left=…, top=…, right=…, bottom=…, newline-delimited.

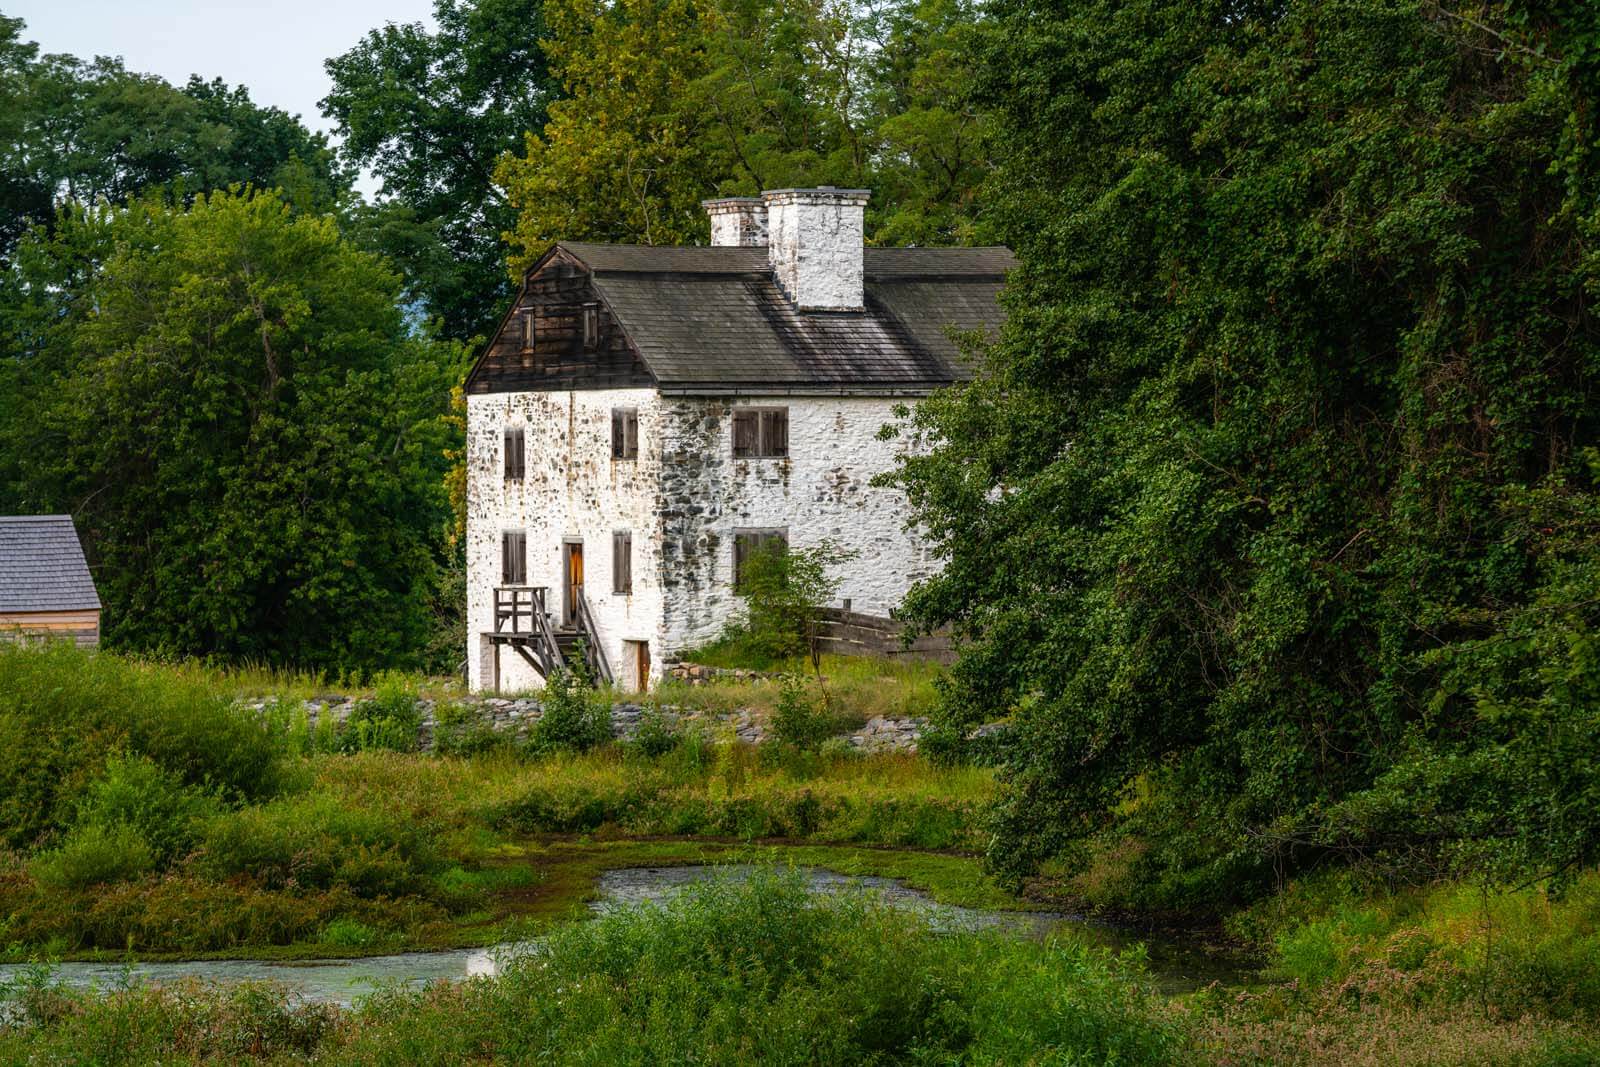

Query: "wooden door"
left=564, top=541, right=584, bottom=624
left=635, top=641, right=651, bottom=691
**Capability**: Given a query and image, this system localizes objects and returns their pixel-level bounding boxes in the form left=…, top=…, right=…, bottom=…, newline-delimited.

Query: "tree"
left=0, top=16, right=347, bottom=269
left=891, top=0, right=1600, bottom=903
left=496, top=0, right=994, bottom=268
left=322, top=0, right=560, bottom=340
left=738, top=538, right=856, bottom=688
left=4, top=190, right=465, bottom=672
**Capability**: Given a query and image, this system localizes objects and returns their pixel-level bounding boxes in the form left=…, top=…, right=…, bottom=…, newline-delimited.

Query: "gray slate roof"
left=560, top=243, right=1014, bottom=391
left=0, top=515, right=101, bottom=613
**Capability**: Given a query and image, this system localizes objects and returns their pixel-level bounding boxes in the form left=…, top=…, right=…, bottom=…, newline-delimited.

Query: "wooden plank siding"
left=0, top=609, right=100, bottom=648
left=466, top=248, right=655, bottom=394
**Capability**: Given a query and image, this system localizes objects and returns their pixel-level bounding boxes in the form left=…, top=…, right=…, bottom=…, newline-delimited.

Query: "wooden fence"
left=812, top=608, right=956, bottom=664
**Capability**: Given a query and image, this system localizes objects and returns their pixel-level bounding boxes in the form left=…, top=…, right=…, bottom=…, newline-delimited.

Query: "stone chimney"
left=762, top=187, right=870, bottom=311
left=703, top=197, right=769, bottom=247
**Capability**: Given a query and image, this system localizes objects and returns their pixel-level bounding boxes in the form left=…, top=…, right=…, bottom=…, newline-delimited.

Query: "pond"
left=0, top=864, right=1253, bottom=1006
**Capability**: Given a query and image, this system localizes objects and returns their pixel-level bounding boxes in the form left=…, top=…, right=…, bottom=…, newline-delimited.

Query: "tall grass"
left=0, top=873, right=1181, bottom=1065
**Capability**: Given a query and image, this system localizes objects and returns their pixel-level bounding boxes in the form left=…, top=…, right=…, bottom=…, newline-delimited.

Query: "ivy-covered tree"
left=3, top=190, right=465, bottom=672
left=892, top=0, right=1600, bottom=904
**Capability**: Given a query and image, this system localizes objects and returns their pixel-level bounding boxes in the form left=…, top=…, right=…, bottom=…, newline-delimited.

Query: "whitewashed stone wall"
left=657, top=394, right=935, bottom=655
left=468, top=388, right=936, bottom=691
left=466, top=388, right=665, bottom=692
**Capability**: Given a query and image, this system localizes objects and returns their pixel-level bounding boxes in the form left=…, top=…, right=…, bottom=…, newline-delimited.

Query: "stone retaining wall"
left=238, top=694, right=935, bottom=753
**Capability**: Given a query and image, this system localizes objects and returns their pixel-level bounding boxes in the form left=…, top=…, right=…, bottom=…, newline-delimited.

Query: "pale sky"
left=5, top=1, right=442, bottom=196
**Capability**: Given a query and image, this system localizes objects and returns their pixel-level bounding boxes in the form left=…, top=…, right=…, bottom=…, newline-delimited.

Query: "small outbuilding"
left=0, top=514, right=102, bottom=648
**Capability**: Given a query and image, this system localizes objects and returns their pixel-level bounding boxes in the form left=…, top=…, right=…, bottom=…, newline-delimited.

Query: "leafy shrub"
left=195, top=793, right=442, bottom=898
left=0, top=643, right=286, bottom=850
left=770, top=674, right=834, bottom=750
left=31, top=823, right=155, bottom=889
left=433, top=701, right=514, bottom=758
left=73, top=754, right=222, bottom=866
left=338, top=673, right=422, bottom=753
left=626, top=706, right=681, bottom=758
left=320, top=918, right=381, bottom=948
left=526, top=670, right=611, bottom=754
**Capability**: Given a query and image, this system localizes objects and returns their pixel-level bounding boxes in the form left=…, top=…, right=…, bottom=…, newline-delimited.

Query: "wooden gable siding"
left=467, top=249, right=654, bottom=394
left=0, top=609, right=100, bottom=649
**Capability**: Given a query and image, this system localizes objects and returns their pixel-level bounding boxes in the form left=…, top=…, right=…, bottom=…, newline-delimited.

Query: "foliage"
left=29, top=822, right=156, bottom=891
left=0, top=15, right=347, bottom=266
left=770, top=673, right=836, bottom=750
left=496, top=0, right=993, bottom=266
left=736, top=537, right=856, bottom=670
left=0, top=643, right=286, bottom=851
left=69, top=755, right=222, bottom=867
left=337, top=674, right=423, bottom=753
left=626, top=704, right=683, bottom=758
left=0, top=189, right=466, bottom=673
left=0, top=874, right=1179, bottom=1065
left=323, top=0, right=559, bottom=339
left=890, top=0, right=1600, bottom=900
left=526, top=668, right=613, bottom=754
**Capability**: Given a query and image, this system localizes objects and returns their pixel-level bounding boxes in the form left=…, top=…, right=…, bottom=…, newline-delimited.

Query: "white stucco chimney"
left=702, top=197, right=769, bottom=247
left=762, top=187, right=870, bottom=311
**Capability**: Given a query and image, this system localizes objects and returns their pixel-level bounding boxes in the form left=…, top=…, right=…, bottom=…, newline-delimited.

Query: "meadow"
left=3, top=642, right=1600, bottom=1064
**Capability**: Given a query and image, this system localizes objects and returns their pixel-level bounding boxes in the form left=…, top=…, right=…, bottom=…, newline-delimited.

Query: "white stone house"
left=464, top=188, right=1012, bottom=692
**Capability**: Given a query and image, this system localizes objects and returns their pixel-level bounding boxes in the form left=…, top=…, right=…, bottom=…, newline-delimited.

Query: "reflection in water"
left=0, top=865, right=1252, bottom=1005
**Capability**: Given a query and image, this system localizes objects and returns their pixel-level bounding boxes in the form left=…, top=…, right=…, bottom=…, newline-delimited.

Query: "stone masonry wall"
left=657, top=394, right=938, bottom=657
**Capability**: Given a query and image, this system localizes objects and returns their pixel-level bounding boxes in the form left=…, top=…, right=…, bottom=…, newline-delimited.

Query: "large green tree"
left=894, top=0, right=1600, bottom=904
left=0, top=16, right=347, bottom=266
left=323, top=0, right=560, bottom=340
left=3, top=190, right=465, bottom=671
left=497, top=0, right=992, bottom=266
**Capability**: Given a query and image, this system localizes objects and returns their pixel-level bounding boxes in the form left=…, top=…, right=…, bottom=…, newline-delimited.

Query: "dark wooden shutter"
left=612, top=409, right=625, bottom=458
left=733, top=532, right=750, bottom=589
left=624, top=409, right=639, bottom=458
left=732, top=411, right=757, bottom=457
left=504, top=428, right=524, bottom=480
left=613, top=531, right=632, bottom=594
left=501, top=530, right=526, bottom=585
left=763, top=409, right=789, bottom=457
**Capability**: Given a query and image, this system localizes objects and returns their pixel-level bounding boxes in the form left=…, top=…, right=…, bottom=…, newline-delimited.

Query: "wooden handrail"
left=572, top=584, right=613, bottom=685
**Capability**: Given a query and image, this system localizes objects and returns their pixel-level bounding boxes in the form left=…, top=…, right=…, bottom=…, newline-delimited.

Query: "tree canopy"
left=1, top=190, right=465, bottom=671
left=496, top=0, right=992, bottom=267
left=323, top=0, right=561, bottom=341
left=893, top=0, right=1600, bottom=904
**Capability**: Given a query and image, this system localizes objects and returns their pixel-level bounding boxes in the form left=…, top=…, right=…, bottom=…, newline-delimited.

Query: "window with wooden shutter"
left=613, top=530, right=632, bottom=594
left=611, top=407, right=638, bottom=459
left=733, top=528, right=788, bottom=590
left=501, top=530, right=527, bottom=585
left=732, top=408, right=788, bottom=458
left=583, top=306, right=601, bottom=350
left=503, top=427, right=525, bottom=481
left=520, top=309, right=535, bottom=350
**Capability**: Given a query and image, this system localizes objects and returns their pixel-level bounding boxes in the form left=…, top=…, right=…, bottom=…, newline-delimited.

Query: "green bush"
left=31, top=823, right=155, bottom=889
left=338, top=673, right=423, bottom=753
left=73, top=754, right=222, bottom=866
left=526, top=670, right=611, bottom=755
left=770, top=675, right=834, bottom=750
left=626, top=706, right=681, bottom=759
left=433, top=701, right=514, bottom=758
left=0, top=643, right=286, bottom=850
left=195, top=793, right=442, bottom=899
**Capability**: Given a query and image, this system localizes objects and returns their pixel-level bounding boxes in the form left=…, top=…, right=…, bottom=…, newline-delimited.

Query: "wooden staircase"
left=486, top=585, right=612, bottom=692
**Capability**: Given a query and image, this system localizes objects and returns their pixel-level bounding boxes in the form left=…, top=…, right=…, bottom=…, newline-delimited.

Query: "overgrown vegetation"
left=0, top=875, right=1180, bottom=1065
left=891, top=0, right=1600, bottom=910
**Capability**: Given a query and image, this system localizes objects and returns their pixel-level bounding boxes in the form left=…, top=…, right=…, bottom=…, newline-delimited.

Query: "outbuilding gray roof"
left=560, top=242, right=1013, bottom=392
left=0, top=515, right=101, bottom=613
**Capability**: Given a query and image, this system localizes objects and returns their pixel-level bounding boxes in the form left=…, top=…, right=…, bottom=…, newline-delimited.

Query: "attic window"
left=520, top=309, right=535, bottom=350
left=611, top=407, right=639, bottom=459
left=732, top=408, right=788, bottom=458
left=582, top=305, right=601, bottom=350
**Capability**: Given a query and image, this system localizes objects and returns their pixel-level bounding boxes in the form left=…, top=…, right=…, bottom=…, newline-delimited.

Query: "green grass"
left=0, top=873, right=1182, bottom=1065
left=648, top=652, right=947, bottom=721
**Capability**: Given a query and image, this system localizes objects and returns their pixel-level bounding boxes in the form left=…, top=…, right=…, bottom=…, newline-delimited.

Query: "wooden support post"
left=493, top=641, right=501, bottom=695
